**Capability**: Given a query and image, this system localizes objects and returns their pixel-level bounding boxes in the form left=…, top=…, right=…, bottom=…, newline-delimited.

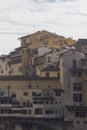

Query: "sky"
left=0, top=0, right=87, bottom=54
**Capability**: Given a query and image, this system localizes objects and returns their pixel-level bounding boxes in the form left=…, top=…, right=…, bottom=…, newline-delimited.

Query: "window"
left=50, top=101, right=54, bottom=104
left=32, top=92, right=36, bottom=97
left=12, top=101, right=19, bottom=106
left=84, top=121, right=87, bottom=124
left=75, top=112, right=79, bottom=117
left=44, top=91, right=51, bottom=97
left=55, top=101, right=57, bottom=104
left=9, top=71, right=11, bottom=75
left=55, top=91, right=61, bottom=96
left=33, top=101, right=38, bottom=104
left=28, top=84, right=32, bottom=88
left=45, top=101, right=49, bottom=104
left=37, top=93, right=41, bottom=96
left=32, top=92, right=41, bottom=97
left=36, top=85, right=39, bottom=88
left=23, top=102, right=27, bottom=107
left=43, top=41, right=48, bottom=46
left=6, top=65, right=7, bottom=70
left=27, top=49, right=30, bottom=55
left=28, top=110, right=32, bottom=114
left=35, top=108, right=42, bottom=115
left=73, top=60, right=77, bottom=68
left=1, top=109, right=10, bottom=114
left=11, top=58, right=22, bottom=64
left=45, top=110, right=54, bottom=114
left=32, top=49, right=38, bottom=55
left=48, top=57, right=51, bottom=62
left=0, top=91, right=5, bottom=96
left=38, top=101, right=44, bottom=104
left=33, top=101, right=44, bottom=104
left=23, top=92, right=28, bottom=96
left=73, top=83, right=82, bottom=91
left=75, top=111, right=87, bottom=118
left=11, top=94, right=16, bottom=98
left=46, top=72, right=49, bottom=77
left=57, top=72, right=60, bottom=78
left=72, top=72, right=82, bottom=77
left=22, top=110, right=27, bottom=114
left=23, top=50, right=24, bottom=54
left=52, top=41, right=58, bottom=45
left=73, top=94, right=82, bottom=102
left=47, top=92, right=50, bottom=97
left=77, top=121, right=80, bottom=124
left=1, top=99, right=7, bottom=104
left=1, top=70, right=3, bottom=74
left=48, top=85, right=51, bottom=88
left=82, top=60, right=86, bottom=65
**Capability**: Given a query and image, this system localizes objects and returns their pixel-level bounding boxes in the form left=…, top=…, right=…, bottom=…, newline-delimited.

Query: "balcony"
left=65, top=105, right=87, bottom=111
left=0, top=114, right=11, bottom=117
left=0, top=104, right=12, bottom=108
left=43, top=113, right=64, bottom=119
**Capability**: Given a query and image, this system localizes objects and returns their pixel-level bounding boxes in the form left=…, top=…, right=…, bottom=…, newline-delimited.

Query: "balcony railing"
left=0, top=104, right=12, bottom=108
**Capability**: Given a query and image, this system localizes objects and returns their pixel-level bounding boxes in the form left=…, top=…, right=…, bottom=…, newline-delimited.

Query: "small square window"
left=23, top=92, right=28, bottom=96
left=36, top=85, right=39, bottom=88
left=77, top=121, right=80, bottom=124
left=11, top=94, right=16, bottom=98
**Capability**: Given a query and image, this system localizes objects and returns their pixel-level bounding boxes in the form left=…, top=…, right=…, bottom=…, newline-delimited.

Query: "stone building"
left=9, top=47, right=22, bottom=75
left=0, top=55, right=11, bottom=75
left=18, top=30, right=75, bottom=75
left=59, top=48, right=87, bottom=130
left=76, top=39, right=87, bottom=55
left=0, top=76, right=63, bottom=118
left=0, top=48, right=87, bottom=130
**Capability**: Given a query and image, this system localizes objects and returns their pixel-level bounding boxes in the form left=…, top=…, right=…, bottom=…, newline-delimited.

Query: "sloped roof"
left=18, top=30, right=64, bottom=39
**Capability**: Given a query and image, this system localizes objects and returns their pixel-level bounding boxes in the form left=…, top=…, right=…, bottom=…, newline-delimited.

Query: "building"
left=76, top=39, right=87, bottom=55
left=0, top=86, right=12, bottom=116
left=9, top=47, right=22, bottom=75
left=10, top=88, right=64, bottom=118
left=36, top=49, right=63, bottom=78
left=0, top=55, right=11, bottom=75
left=36, top=65, right=60, bottom=78
left=18, top=30, right=76, bottom=75
left=19, top=30, right=64, bottom=48
left=0, top=75, right=60, bottom=90
left=0, top=47, right=87, bottom=129
left=1, top=29, right=87, bottom=129
left=0, top=75, right=63, bottom=119
left=22, top=46, right=52, bottom=75
left=59, top=48, right=87, bottom=129
left=0, top=30, right=76, bottom=76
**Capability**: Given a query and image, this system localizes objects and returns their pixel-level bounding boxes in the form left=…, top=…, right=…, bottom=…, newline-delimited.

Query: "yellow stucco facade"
left=0, top=76, right=64, bottom=118
left=19, top=30, right=76, bottom=75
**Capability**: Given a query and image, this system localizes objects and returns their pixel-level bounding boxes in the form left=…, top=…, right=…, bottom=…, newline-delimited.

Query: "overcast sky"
left=0, top=0, right=87, bottom=54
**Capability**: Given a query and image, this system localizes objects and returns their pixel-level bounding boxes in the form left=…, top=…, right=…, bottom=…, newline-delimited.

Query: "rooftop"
left=18, top=30, right=64, bottom=39
left=76, top=39, right=87, bottom=45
